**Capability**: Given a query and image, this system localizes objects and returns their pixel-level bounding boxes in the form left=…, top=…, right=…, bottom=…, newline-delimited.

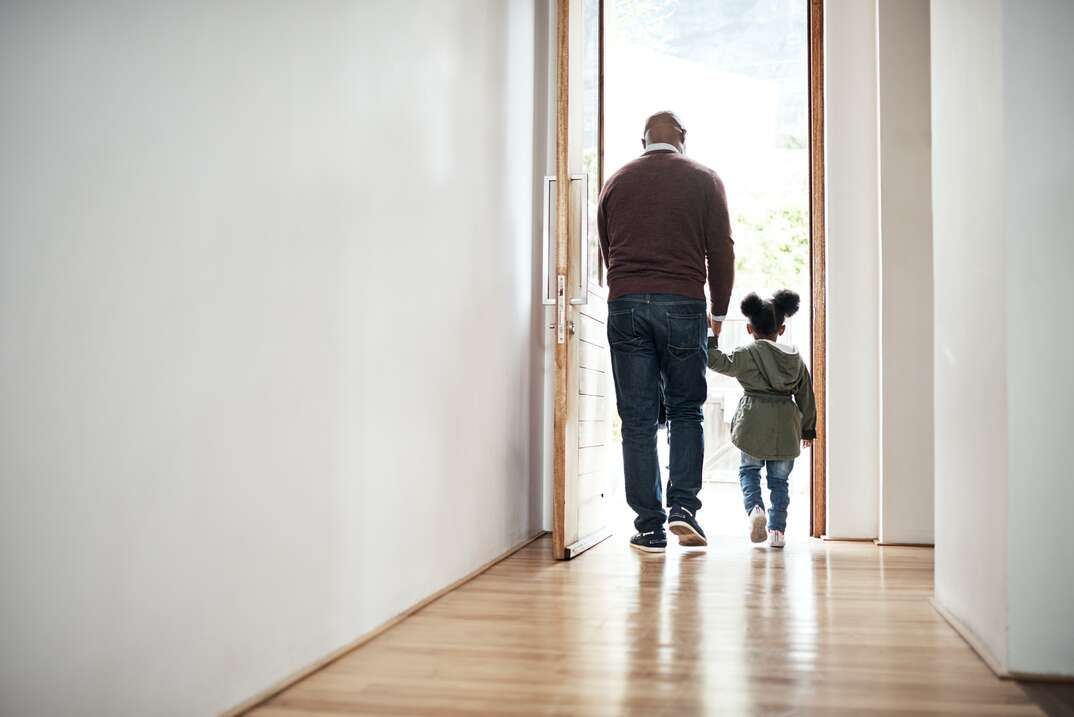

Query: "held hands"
left=802, top=439, right=813, bottom=448
left=709, top=317, right=722, bottom=336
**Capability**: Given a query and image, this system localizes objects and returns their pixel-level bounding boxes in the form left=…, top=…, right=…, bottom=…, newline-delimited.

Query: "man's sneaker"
left=668, top=506, right=708, bottom=547
left=748, top=505, right=768, bottom=543
left=769, top=530, right=786, bottom=549
left=630, top=530, right=667, bottom=553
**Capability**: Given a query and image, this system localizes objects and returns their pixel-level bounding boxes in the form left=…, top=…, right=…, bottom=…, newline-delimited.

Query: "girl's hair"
left=741, top=290, right=801, bottom=338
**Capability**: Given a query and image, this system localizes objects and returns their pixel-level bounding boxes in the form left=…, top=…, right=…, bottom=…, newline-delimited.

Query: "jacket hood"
left=748, top=340, right=804, bottom=393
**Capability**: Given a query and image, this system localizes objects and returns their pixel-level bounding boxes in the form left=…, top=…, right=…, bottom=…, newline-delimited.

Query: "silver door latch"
left=556, top=275, right=566, bottom=345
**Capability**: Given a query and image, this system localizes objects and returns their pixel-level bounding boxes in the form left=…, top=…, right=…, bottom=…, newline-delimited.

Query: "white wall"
left=824, top=0, right=880, bottom=539
left=932, top=0, right=1074, bottom=679
left=930, top=0, right=1009, bottom=672
left=0, top=2, right=545, bottom=715
left=1002, top=0, right=1074, bottom=677
left=876, top=0, right=934, bottom=545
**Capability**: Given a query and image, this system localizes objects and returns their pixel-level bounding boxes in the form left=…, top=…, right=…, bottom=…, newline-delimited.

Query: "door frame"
left=808, top=0, right=827, bottom=538
left=551, top=0, right=570, bottom=559
left=554, top=0, right=828, bottom=543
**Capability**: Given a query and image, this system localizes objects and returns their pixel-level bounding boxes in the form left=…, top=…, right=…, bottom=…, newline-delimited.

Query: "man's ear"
left=640, top=138, right=647, bottom=149
left=778, top=325, right=786, bottom=336
left=746, top=325, right=754, bottom=336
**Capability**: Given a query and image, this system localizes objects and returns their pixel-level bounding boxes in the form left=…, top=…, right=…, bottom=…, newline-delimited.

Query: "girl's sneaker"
left=748, top=505, right=767, bottom=543
left=769, top=530, right=786, bottom=549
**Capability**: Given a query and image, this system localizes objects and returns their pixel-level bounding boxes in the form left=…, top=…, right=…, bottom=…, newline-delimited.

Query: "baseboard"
left=1010, top=670, right=1074, bottom=684
left=875, top=540, right=934, bottom=548
left=219, top=530, right=548, bottom=717
left=821, top=535, right=875, bottom=542
left=931, top=598, right=1074, bottom=684
left=930, top=598, right=1009, bottom=678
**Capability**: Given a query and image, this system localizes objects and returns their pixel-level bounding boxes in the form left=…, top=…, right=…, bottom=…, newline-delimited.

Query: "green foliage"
left=734, top=205, right=808, bottom=288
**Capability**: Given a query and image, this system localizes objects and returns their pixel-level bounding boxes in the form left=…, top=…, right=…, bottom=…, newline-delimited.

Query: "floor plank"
left=250, top=535, right=1041, bottom=716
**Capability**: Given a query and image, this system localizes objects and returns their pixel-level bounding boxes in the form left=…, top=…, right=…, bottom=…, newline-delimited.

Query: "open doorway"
left=597, top=0, right=818, bottom=540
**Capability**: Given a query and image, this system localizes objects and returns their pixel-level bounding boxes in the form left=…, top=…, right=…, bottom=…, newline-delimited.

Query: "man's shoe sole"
left=630, top=542, right=666, bottom=553
left=750, top=513, right=768, bottom=543
left=668, top=521, right=708, bottom=547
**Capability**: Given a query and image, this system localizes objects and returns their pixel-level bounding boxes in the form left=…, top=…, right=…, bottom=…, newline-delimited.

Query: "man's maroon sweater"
left=597, top=149, right=734, bottom=317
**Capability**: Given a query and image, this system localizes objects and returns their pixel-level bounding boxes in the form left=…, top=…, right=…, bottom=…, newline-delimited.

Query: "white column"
left=824, top=0, right=881, bottom=539
left=876, top=0, right=935, bottom=545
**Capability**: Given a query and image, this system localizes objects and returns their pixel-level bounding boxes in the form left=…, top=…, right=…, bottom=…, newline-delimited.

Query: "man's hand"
left=802, top=439, right=813, bottom=449
left=709, top=317, right=722, bottom=336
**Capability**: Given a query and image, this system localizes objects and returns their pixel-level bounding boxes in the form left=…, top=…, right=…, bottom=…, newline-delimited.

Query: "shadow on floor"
left=1021, top=682, right=1074, bottom=717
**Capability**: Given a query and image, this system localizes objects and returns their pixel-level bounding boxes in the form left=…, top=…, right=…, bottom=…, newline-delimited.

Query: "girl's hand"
left=802, top=439, right=813, bottom=448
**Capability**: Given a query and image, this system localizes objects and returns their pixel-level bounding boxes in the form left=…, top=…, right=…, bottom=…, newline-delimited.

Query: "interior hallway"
left=248, top=536, right=1043, bottom=716
left=3, top=2, right=1073, bottom=713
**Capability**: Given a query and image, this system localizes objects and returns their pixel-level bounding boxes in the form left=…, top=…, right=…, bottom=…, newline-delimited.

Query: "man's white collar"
left=643, top=142, right=681, bottom=154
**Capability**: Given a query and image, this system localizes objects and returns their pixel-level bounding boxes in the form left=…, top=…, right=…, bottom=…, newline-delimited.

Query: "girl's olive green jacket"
left=707, top=336, right=816, bottom=460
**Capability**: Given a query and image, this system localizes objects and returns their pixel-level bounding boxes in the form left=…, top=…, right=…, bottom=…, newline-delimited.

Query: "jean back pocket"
left=667, top=312, right=705, bottom=359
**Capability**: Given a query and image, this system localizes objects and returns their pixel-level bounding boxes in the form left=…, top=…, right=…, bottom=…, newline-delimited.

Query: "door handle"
left=568, top=173, right=589, bottom=306
left=541, top=175, right=556, bottom=306
left=541, top=174, right=590, bottom=307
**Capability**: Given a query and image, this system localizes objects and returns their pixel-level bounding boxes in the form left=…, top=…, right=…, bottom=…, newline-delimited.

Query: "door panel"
left=549, top=0, right=612, bottom=559
left=577, top=340, right=609, bottom=372
left=578, top=367, right=605, bottom=396
left=575, top=312, right=607, bottom=347
left=577, top=445, right=607, bottom=478
left=577, top=290, right=607, bottom=321
left=577, top=420, right=608, bottom=448
left=577, top=395, right=610, bottom=422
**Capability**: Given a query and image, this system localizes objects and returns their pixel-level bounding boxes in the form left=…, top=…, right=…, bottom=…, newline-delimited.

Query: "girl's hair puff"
left=740, top=289, right=800, bottom=337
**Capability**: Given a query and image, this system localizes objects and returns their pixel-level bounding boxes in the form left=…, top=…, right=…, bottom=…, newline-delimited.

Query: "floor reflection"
left=618, top=536, right=828, bottom=713
left=257, top=536, right=1042, bottom=716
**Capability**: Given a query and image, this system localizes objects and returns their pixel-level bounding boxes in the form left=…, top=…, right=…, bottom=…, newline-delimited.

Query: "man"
left=597, top=111, right=734, bottom=553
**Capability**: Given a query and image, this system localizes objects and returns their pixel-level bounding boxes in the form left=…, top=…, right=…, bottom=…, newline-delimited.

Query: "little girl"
left=707, top=290, right=816, bottom=548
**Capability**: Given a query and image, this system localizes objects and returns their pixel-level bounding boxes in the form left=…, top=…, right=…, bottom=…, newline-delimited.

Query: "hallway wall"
left=930, top=0, right=1009, bottom=673
left=0, top=2, right=544, bottom=715
left=1001, top=0, right=1074, bottom=677
left=931, top=0, right=1074, bottom=678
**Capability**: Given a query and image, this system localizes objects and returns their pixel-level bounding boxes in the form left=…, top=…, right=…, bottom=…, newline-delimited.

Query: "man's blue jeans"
left=739, top=452, right=794, bottom=533
left=607, top=294, right=708, bottom=533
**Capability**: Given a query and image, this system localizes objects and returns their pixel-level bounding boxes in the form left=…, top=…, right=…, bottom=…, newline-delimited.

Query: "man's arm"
left=597, top=189, right=610, bottom=269
left=705, top=175, right=734, bottom=326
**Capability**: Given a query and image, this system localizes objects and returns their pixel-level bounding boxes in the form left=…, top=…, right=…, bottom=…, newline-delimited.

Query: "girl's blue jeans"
left=739, top=451, right=794, bottom=533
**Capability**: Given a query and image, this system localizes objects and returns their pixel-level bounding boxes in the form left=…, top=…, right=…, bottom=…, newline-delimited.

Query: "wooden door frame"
left=553, top=0, right=615, bottom=561
left=808, top=0, right=827, bottom=538
left=552, top=0, right=570, bottom=560
left=557, top=0, right=828, bottom=543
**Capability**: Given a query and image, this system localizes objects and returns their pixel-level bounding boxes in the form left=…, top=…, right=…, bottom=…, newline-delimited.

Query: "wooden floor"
left=250, top=534, right=1044, bottom=716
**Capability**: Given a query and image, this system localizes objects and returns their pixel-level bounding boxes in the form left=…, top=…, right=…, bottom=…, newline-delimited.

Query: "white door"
left=544, top=0, right=612, bottom=560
